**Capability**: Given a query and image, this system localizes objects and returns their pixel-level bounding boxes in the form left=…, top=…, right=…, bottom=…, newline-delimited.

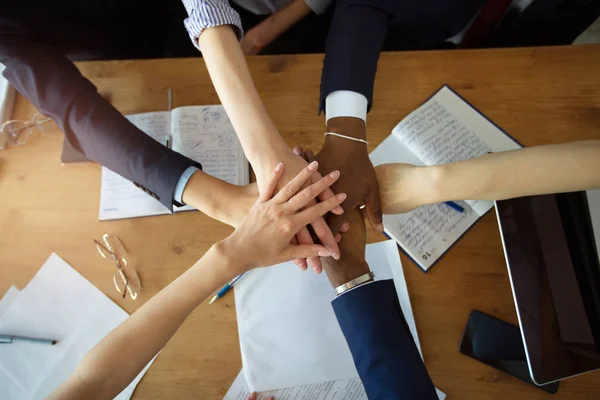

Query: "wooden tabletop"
left=2, top=44, right=600, bottom=399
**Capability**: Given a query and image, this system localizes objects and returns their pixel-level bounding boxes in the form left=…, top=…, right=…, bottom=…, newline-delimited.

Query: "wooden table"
left=2, top=44, right=600, bottom=399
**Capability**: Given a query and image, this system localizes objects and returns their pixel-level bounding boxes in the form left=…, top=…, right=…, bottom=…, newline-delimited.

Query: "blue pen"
left=444, top=201, right=465, bottom=213
left=209, top=272, right=247, bottom=304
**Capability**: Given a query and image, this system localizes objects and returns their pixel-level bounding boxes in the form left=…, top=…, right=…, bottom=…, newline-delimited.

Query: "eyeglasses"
left=1, top=113, right=57, bottom=148
left=94, top=234, right=142, bottom=300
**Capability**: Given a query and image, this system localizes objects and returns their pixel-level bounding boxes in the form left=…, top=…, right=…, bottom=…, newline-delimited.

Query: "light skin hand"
left=182, top=171, right=348, bottom=243
left=223, top=160, right=348, bottom=271
left=261, top=151, right=344, bottom=273
left=314, top=117, right=383, bottom=236
left=374, top=163, right=431, bottom=214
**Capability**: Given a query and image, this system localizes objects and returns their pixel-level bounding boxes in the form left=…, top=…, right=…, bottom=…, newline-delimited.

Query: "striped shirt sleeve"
left=182, top=0, right=244, bottom=51
left=304, top=0, right=332, bottom=15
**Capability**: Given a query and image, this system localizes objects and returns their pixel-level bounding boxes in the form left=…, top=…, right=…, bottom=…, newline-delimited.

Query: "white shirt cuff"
left=174, top=166, right=200, bottom=204
left=325, top=90, right=368, bottom=124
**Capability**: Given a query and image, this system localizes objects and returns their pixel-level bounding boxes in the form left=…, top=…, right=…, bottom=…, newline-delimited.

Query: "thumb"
left=365, top=182, right=384, bottom=232
left=281, top=244, right=330, bottom=262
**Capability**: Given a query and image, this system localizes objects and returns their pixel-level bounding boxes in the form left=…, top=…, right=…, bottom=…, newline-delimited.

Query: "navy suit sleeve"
left=319, top=0, right=390, bottom=112
left=332, top=280, right=438, bottom=399
left=0, top=36, right=201, bottom=210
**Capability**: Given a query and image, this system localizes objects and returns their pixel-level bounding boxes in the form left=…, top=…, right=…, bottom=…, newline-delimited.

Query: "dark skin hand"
left=313, top=117, right=383, bottom=236
left=321, top=207, right=370, bottom=287
left=293, top=145, right=371, bottom=283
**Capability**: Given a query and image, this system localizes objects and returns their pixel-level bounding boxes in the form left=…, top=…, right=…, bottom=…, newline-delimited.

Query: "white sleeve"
left=325, top=90, right=368, bottom=123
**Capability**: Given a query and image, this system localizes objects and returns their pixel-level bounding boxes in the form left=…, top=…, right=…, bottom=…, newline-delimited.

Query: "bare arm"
left=198, top=25, right=341, bottom=270
left=46, top=244, right=237, bottom=400
left=376, top=141, right=600, bottom=214
left=48, top=161, right=346, bottom=400
left=198, top=26, right=289, bottom=175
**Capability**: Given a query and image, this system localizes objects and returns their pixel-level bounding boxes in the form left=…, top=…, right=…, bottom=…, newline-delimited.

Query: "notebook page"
left=370, top=136, right=479, bottom=271
left=171, top=105, right=249, bottom=188
left=99, top=112, right=171, bottom=220
left=392, top=86, right=521, bottom=216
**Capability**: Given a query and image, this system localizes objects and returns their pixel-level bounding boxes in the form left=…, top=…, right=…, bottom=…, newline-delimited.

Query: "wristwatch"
left=334, top=271, right=375, bottom=296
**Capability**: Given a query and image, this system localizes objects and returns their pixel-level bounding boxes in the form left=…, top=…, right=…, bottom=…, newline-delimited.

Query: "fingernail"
left=329, top=170, right=340, bottom=179
left=337, top=193, right=347, bottom=201
left=318, top=250, right=331, bottom=257
left=377, top=223, right=384, bottom=232
left=308, top=160, right=318, bottom=171
left=332, top=251, right=340, bottom=260
left=275, top=162, right=283, bottom=172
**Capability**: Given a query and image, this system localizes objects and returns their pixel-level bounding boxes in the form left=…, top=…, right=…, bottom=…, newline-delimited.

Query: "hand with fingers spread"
left=255, top=150, right=345, bottom=274
left=312, top=117, right=383, bottom=236
left=223, top=160, right=347, bottom=273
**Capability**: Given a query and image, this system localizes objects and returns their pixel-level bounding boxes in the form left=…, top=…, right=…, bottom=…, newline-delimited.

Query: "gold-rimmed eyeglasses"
left=94, top=234, right=142, bottom=300
left=1, top=113, right=57, bottom=148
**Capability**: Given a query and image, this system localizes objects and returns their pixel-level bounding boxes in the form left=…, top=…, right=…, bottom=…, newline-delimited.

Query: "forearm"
left=182, top=171, right=257, bottom=227
left=199, top=26, right=289, bottom=174
left=258, top=0, right=312, bottom=42
left=433, top=141, right=600, bottom=202
left=377, top=141, right=600, bottom=214
left=49, top=244, right=237, bottom=400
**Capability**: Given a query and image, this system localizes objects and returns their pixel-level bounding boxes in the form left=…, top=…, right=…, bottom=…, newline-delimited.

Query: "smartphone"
left=459, top=310, right=559, bottom=394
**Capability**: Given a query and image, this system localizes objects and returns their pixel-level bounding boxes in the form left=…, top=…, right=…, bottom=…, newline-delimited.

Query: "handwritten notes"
left=393, top=100, right=492, bottom=166
left=127, top=112, right=170, bottom=143
left=382, top=203, right=480, bottom=270
left=370, top=86, right=521, bottom=271
left=99, top=106, right=249, bottom=220
left=171, top=106, right=248, bottom=186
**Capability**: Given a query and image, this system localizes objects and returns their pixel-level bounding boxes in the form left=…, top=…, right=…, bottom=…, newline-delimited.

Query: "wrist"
left=423, top=164, right=448, bottom=205
left=211, top=239, right=250, bottom=278
left=253, top=143, right=294, bottom=180
left=326, top=117, right=366, bottom=140
left=322, top=258, right=370, bottom=288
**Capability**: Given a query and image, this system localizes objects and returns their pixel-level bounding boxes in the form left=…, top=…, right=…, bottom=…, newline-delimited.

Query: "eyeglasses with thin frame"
left=94, top=234, right=142, bottom=300
left=1, top=113, right=57, bottom=148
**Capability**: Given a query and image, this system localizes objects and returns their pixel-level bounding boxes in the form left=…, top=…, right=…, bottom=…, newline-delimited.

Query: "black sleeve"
left=319, top=0, right=390, bottom=113
left=0, top=35, right=201, bottom=210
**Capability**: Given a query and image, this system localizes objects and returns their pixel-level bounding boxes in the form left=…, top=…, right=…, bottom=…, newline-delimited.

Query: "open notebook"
left=99, top=105, right=249, bottom=220
left=370, top=85, right=521, bottom=272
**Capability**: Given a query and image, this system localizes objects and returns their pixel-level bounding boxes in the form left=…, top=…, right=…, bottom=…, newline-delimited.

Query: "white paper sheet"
left=0, top=253, right=155, bottom=399
left=0, top=286, right=20, bottom=318
left=235, top=240, right=444, bottom=396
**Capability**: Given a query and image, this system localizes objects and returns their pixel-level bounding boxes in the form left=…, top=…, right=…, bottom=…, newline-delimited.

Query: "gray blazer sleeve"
left=0, top=36, right=201, bottom=210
